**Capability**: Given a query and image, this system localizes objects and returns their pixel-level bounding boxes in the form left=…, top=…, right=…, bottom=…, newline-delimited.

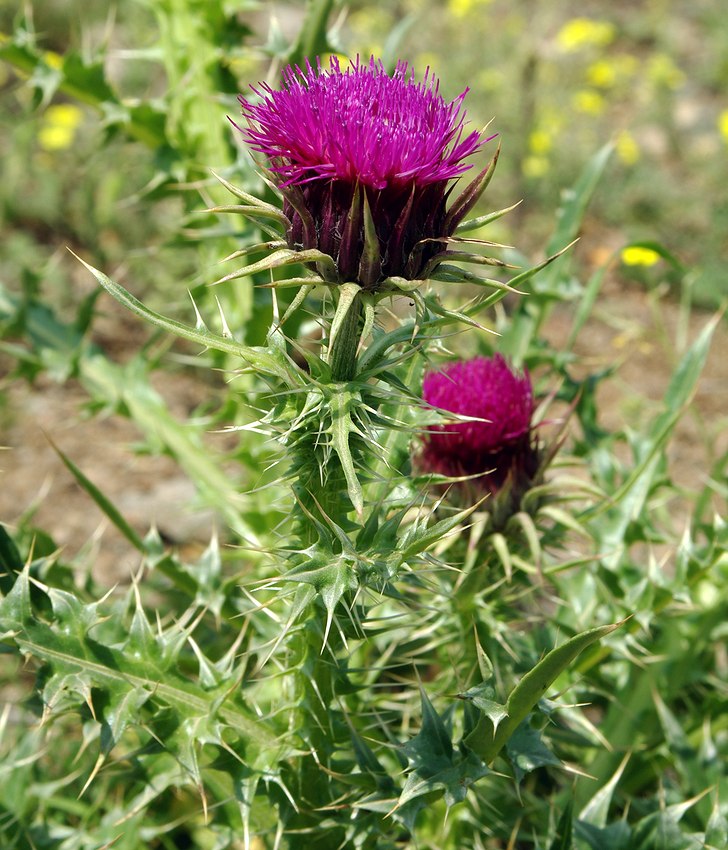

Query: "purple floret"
left=420, top=355, right=537, bottom=497
left=240, top=56, right=484, bottom=191
left=423, top=356, right=533, bottom=454
left=235, top=56, right=494, bottom=289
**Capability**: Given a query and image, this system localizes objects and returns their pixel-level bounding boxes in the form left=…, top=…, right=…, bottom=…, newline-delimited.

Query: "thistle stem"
left=328, top=286, right=363, bottom=381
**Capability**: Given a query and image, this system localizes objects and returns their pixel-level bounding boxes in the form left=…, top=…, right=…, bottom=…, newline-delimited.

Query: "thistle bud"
left=419, top=355, right=540, bottom=513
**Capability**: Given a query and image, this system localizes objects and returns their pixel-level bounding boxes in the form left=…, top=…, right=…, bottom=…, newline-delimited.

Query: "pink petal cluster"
left=420, top=355, right=537, bottom=495
left=240, top=56, right=484, bottom=191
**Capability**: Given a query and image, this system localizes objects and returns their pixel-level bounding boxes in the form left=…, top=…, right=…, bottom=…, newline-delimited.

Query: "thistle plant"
left=2, top=39, right=723, bottom=850
left=3, top=51, right=613, bottom=848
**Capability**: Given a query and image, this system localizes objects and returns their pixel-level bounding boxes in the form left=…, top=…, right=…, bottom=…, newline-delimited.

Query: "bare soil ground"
left=1, top=281, right=725, bottom=584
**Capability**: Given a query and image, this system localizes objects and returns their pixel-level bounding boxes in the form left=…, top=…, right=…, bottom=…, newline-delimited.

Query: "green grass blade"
left=48, top=437, right=147, bottom=554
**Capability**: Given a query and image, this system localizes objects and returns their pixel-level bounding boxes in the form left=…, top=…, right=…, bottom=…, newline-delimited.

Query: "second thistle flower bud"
left=238, top=56, right=491, bottom=291
left=418, top=355, right=540, bottom=513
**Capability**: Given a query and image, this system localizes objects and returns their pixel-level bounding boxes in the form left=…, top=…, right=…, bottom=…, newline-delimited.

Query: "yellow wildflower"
left=522, top=156, right=549, bottom=179
left=320, top=52, right=350, bottom=67
left=448, top=0, right=492, bottom=18
left=621, top=246, right=660, bottom=267
left=719, top=110, right=728, bottom=145
left=528, top=129, right=552, bottom=155
left=572, top=89, right=605, bottom=115
left=43, top=50, right=63, bottom=70
left=616, top=130, right=640, bottom=165
left=416, top=51, right=439, bottom=72
left=587, top=59, right=616, bottom=88
left=556, top=18, right=616, bottom=52
left=38, top=103, right=84, bottom=152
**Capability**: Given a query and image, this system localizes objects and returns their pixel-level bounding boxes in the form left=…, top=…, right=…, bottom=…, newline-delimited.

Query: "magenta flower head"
left=237, top=56, right=493, bottom=291
left=419, top=355, right=540, bottom=511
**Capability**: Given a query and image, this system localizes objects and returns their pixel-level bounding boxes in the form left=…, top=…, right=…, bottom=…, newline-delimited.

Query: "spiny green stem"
left=292, top=458, right=349, bottom=547
left=285, top=615, right=354, bottom=846
left=329, top=291, right=363, bottom=381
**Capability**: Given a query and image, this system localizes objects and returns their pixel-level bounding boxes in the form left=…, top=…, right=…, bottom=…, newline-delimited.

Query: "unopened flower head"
left=238, top=56, right=490, bottom=289
left=419, top=355, right=539, bottom=502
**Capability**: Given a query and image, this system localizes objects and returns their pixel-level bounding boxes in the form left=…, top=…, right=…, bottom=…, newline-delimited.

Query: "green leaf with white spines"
left=0, top=568, right=282, bottom=768
left=465, top=620, right=624, bottom=763
left=212, top=247, right=337, bottom=286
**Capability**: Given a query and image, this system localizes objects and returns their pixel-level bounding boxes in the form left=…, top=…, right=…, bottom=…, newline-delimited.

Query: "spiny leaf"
left=203, top=203, right=289, bottom=227
left=71, top=252, right=295, bottom=382
left=444, top=142, right=501, bottom=234
left=629, top=792, right=712, bottom=850
left=705, top=795, right=728, bottom=849
left=210, top=170, right=286, bottom=218
left=327, top=388, right=365, bottom=518
left=220, top=239, right=288, bottom=264
left=505, top=721, right=562, bottom=784
left=0, top=563, right=33, bottom=633
left=456, top=200, right=523, bottom=234
left=0, top=524, right=24, bottom=595
left=395, top=690, right=488, bottom=827
left=211, top=247, right=336, bottom=286
left=466, top=621, right=624, bottom=762
left=457, top=683, right=508, bottom=733
left=579, top=752, right=631, bottom=828
left=550, top=801, right=574, bottom=850
left=1, top=574, right=280, bottom=756
left=398, top=499, right=485, bottom=561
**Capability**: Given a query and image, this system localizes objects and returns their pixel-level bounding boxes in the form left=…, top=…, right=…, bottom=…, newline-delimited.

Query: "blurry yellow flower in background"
left=616, top=130, right=640, bottom=165
left=621, top=246, right=660, bottom=266
left=38, top=103, right=84, bottom=151
left=528, top=129, right=552, bottom=155
left=320, top=52, right=350, bottom=67
left=522, top=156, right=549, bottom=178
left=556, top=18, right=616, bottom=52
left=448, top=0, right=492, bottom=18
left=572, top=89, right=605, bottom=115
left=647, top=54, right=685, bottom=89
left=719, top=110, right=728, bottom=144
left=587, top=55, right=638, bottom=89
left=43, top=50, right=63, bottom=69
left=587, top=59, right=616, bottom=88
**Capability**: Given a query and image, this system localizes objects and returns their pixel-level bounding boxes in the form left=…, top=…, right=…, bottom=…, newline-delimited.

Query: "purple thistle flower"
left=419, top=355, right=539, bottom=505
left=237, top=56, right=492, bottom=290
